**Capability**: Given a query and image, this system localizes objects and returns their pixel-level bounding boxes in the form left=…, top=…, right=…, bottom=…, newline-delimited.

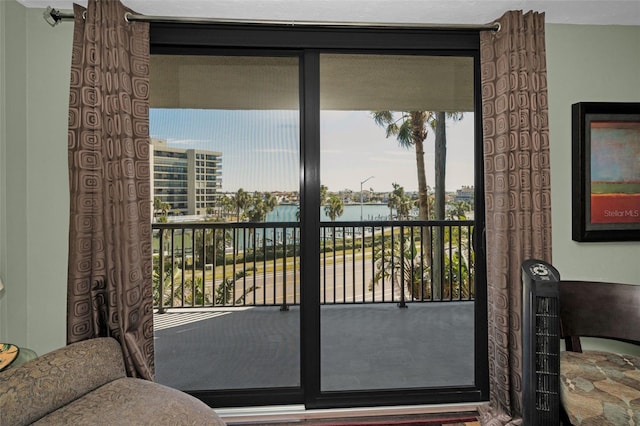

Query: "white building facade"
left=151, top=138, right=222, bottom=216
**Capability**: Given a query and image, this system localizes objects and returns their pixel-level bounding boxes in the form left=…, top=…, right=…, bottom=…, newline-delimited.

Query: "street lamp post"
left=360, top=176, right=374, bottom=221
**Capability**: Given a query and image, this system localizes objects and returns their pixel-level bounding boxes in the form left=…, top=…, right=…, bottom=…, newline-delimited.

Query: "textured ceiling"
left=19, top=0, right=640, bottom=26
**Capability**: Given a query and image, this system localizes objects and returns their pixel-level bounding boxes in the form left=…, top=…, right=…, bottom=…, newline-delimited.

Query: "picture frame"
left=572, top=102, right=640, bottom=242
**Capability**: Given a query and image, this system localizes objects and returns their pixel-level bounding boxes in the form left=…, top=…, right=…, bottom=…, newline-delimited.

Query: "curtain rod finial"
left=44, top=6, right=61, bottom=27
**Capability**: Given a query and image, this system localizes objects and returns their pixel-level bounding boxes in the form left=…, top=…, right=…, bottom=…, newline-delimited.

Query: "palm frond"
left=396, top=120, right=413, bottom=148
left=385, top=122, right=400, bottom=138
left=428, top=116, right=438, bottom=131
left=372, top=111, right=394, bottom=126
left=446, top=112, right=464, bottom=121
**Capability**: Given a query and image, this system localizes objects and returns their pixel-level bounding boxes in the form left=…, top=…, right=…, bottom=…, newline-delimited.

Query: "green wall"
left=547, top=23, right=640, bottom=355
left=548, top=23, right=640, bottom=281
left=0, top=0, right=29, bottom=347
left=0, top=1, right=71, bottom=354
left=1, top=3, right=639, bottom=357
left=0, top=0, right=6, bottom=341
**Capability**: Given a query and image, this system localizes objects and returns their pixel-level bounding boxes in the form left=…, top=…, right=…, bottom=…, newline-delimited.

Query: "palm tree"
left=372, top=110, right=464, bottom=300
left=232, top=188, right=251, bottom=222
left=320, top=184, right=328, bottom=206
left=447, top=200, right=471, bottom=220
left=372, top=111, right=432, bottom=221
left=152, top=255, right=174, bottom=310
left=431, top=112, right=464, bottom=301
left=372, top=111, right=464, bottom=219
left=324, top=194, right=344, bottom=222
left=372, top=110, right=434, bottom=296
left=153, top=198, right=171, bottom=223
left=207, top=195, right=231, bottom=221
left=244, top=192, right=278, bottom=249
left=371, top=229, right=431, bottom=302
left=433, top=112, right=464, bottom=220
left=153, top=197, right=163, bottom=221
left=219, top=195, right=235, bottom=221
left=245, top=192, right=278, bottom=222
left=388, top=183, right=412, bottom=220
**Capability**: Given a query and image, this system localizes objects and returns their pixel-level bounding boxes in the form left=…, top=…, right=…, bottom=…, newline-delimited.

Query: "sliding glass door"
left=150, top=54, right=302, bottom=396
left=150, top=22, right=487, bottom=409
left=318, top=53, right=476, bottom=393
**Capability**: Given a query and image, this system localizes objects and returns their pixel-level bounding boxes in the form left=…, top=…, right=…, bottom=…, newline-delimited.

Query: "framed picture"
left=572, top=102, right=640, bottom=242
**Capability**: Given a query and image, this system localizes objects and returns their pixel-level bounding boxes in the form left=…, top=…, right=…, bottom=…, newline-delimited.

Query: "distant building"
left=455, top=185, right=474, bottom=204
left=150, top=138, right=222, bottom=216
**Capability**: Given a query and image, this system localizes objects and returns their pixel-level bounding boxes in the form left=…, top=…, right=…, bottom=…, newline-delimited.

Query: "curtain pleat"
left=67, top=0, right=154, bottom=380
left=478, top=10, right=552, bottom=425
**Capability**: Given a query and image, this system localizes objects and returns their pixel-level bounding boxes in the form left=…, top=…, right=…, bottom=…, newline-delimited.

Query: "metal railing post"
left=158, top=229, right=166, bottom=314
left=398, top=225, right=407, bottom=309
left=280, top=227, right=289, bottom=311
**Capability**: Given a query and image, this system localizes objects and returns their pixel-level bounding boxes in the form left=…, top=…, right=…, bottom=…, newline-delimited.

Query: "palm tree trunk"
left=414, top=139, right=430, bottom=221
left=433, top=111, right=447, bottom=300
left=435, top=112, right=446, bottom=220
left=410, top=113, right=430, bottom=222
left=413, top=141, right=433, bottom=261
left=410, top=111, right=433, bottom=300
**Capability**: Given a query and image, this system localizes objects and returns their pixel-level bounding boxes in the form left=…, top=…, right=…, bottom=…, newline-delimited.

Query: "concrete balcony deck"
left=154, top=301, right=475, bottom=393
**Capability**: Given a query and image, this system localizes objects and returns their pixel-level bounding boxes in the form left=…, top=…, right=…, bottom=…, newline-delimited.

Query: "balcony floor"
left=154, top=302, right=475, bottom=393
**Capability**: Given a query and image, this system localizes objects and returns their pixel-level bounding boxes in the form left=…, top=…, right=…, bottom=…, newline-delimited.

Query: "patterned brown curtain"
left=478, top=11, right=552, bottom=425
left=67, top=0, right=154, bottom=380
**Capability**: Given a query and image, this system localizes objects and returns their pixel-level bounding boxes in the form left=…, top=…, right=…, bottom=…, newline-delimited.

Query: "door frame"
left=150, top=23, right=488, bottom=409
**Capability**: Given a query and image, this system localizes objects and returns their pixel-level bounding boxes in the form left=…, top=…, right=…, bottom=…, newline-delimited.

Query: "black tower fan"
left=521, top=259, right=561, bottom=426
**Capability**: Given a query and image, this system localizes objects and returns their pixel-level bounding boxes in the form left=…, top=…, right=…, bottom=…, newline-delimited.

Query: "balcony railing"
left=152, top=220, right=475, bottom=313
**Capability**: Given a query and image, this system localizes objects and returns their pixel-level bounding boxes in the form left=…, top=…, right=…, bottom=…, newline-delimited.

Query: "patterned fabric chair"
left=560, top=350, right=640, bottom=424
left=559, top=281, right=640, bottom=425
left=0, top=337, right=226, bottom=425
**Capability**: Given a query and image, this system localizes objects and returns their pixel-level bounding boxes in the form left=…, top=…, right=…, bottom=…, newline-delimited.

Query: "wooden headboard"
left=559, top=280, right=640, bottom=352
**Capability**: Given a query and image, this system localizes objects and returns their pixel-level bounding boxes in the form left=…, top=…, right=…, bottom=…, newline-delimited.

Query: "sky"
left=150, top=109, right=475, bottom=193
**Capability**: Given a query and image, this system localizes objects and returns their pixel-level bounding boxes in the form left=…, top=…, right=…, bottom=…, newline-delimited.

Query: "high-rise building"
left=150, top=138, right=222, bottom=217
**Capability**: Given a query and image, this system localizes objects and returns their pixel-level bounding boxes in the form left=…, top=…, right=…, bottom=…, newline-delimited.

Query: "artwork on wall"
left=572, top=102, right=640, bottom=242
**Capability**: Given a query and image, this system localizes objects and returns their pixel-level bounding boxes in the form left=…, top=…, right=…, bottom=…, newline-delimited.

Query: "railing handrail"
left=153, top=221, right=299, bottom=230
left=152, top=220, right=476, bottom=311
left=322, top=219, right=474, bottom=227
left=152, top=219, right=474, bottom=229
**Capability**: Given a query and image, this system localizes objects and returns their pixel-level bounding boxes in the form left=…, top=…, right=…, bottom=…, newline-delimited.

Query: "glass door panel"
left=319, top=53, right=476, bottom=391
left=150, top=55, right=301, bottom=392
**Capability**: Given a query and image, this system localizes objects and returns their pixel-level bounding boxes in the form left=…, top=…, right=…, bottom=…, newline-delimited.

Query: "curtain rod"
left=44, top=6, right=501, bottom=32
